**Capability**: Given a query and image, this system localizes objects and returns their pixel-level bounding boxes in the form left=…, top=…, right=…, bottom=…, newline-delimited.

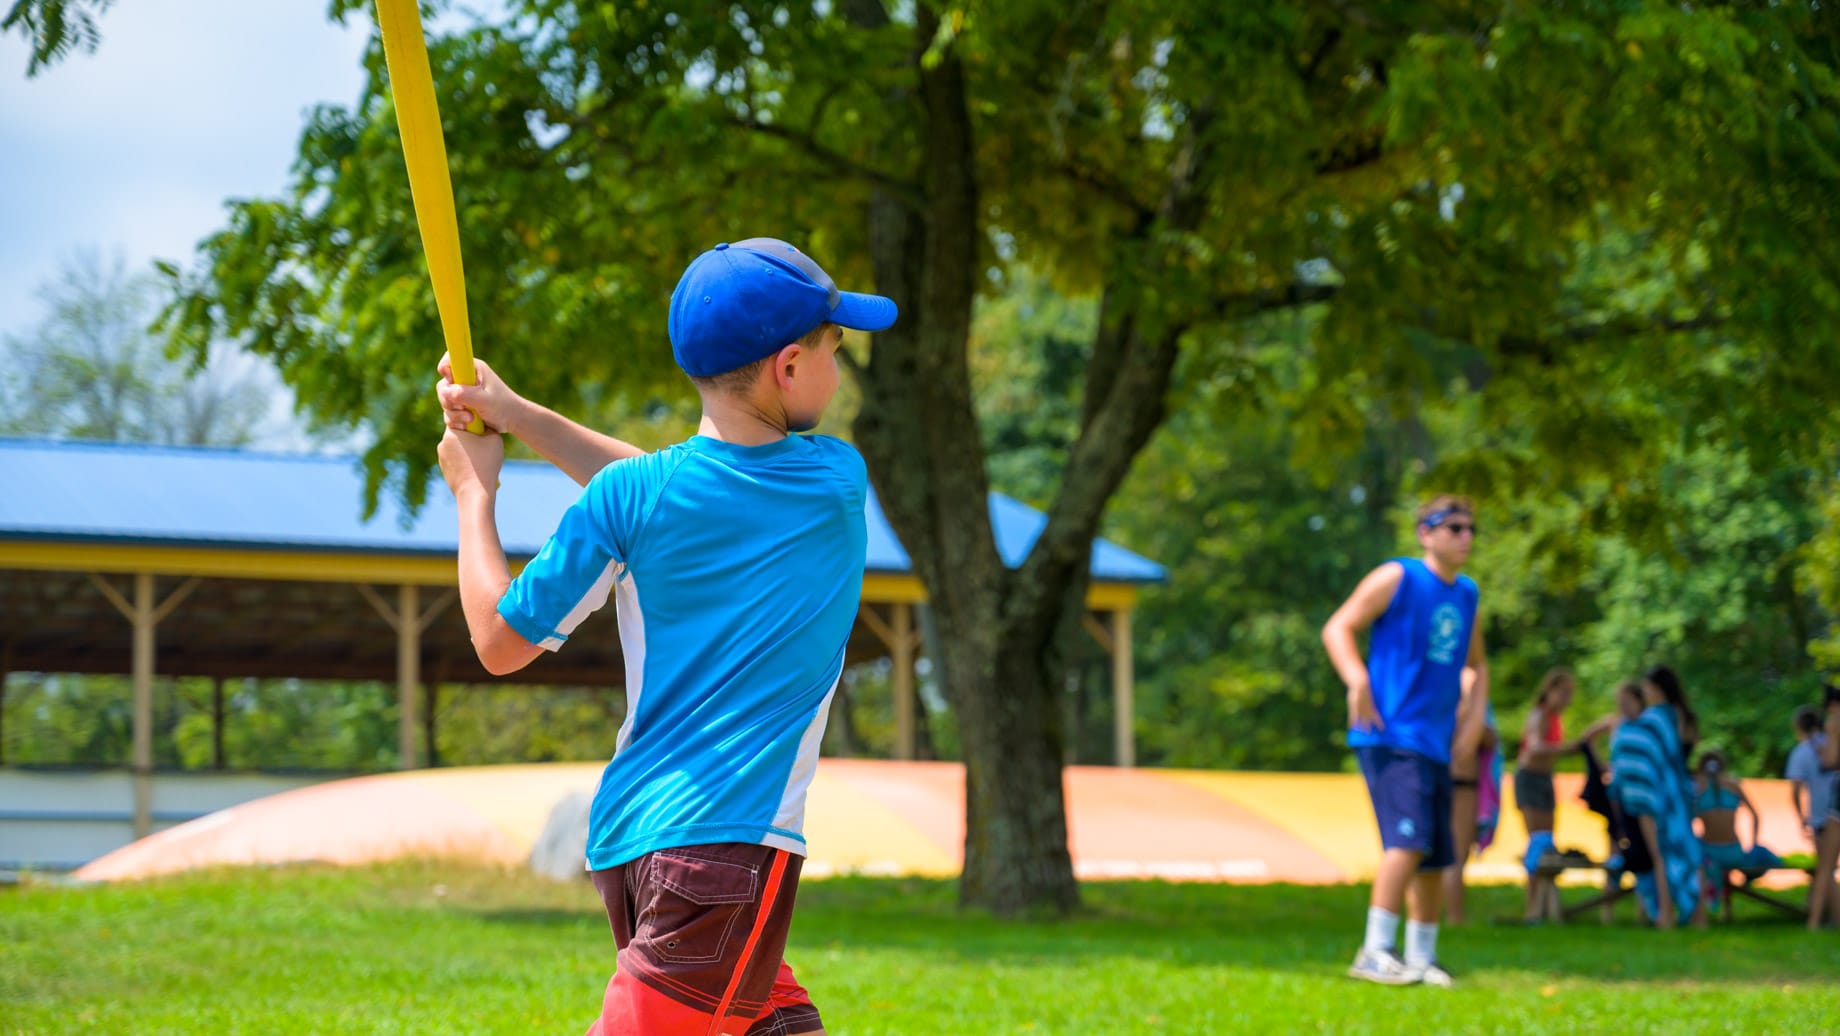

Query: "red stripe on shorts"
left=704, top=848, right=791, bottom=1036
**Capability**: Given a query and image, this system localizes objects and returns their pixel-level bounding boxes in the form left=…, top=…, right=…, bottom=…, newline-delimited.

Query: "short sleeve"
left=805, top=434, right=868, bottom=501
left=1787, top=744, right=1815, bottom=783
left=497, top=456, right=662, bottom=651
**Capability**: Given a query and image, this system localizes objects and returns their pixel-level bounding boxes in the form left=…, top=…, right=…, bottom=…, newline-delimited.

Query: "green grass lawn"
left=5, top=862, right=1838, bottom=1035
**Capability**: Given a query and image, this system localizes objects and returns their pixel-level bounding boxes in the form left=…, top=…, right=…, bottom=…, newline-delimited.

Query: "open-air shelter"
left=0, top=438, right=1164, bottom=837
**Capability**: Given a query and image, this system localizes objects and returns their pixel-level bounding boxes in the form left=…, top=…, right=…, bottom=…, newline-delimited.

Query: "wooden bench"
left=1528, top=854, right=1628, bottom=924
left=1711, top=868, right=1816, bottom=922
left=1528, top=854, right=1819, bottom=924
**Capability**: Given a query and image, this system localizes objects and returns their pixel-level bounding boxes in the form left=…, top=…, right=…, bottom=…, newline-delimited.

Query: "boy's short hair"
left=1795, top=704, right=1822, bottom=733
left=688, top=321, right=837, bottom=395
left=1416, top=494, right=1474, bottom=528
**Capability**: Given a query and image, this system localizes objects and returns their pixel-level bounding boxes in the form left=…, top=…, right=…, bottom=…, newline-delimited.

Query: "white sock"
left=1364, top=906, right=1400, bottom=954
left=1404, top=920, right=1438, bottom=967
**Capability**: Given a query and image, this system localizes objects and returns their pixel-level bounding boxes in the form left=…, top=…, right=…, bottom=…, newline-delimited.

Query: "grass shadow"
left=783, top=876, right=1840, bottom=985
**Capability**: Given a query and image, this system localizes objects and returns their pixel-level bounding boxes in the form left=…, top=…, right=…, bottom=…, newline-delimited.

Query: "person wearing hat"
left=436, top=238, right=897, bottom=1035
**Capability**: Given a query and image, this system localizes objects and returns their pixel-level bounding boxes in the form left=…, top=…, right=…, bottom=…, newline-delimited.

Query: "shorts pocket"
left=637, top=849, right=761, bottom=966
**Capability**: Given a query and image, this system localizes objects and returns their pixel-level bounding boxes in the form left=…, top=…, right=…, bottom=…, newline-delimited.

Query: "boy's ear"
left=772, top=342, right=803, bottom=387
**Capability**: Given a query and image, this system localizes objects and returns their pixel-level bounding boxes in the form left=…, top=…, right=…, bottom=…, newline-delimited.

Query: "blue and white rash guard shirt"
left=497, top=434, right=867, bottom=870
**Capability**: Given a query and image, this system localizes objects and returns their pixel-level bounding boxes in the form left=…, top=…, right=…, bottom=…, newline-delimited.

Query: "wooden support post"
left=358, top=584, right=453, bottom=771
left=89, top=573, right=196, bottom=838
left=1111, top=607, right=1134, bottom=769
left=398, top=584, right=420, bottom=770
left=859, top=602, right=920, bottom=761
left=424, top=680, right=439, bottom=769
left=132, top=573, right=154, bottom=837
left=0, top=637, right=12, bottom=767
left=211, top=676, right=226, bottom=771
left=892, top=603, right=916, bottom=762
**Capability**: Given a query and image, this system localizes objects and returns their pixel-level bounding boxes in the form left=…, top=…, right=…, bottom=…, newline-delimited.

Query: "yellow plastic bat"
left=376, top=0, right=484, bottom=434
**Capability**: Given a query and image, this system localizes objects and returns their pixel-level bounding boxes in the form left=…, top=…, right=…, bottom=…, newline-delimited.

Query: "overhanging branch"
left=1210, top=281, right=1341, bottom=323
left=1310, top=130, right=1387, bottom=177
left=1059, top=159, right=1152, bottom=220
left=729, top=114, right=922, bottom=205
left=1497, top=311, right=1725, bottom=363
left=1324, top=1, right=1497, bottom=46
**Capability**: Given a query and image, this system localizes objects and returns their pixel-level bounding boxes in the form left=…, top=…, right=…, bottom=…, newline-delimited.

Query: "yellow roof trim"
left=1083, top=581, right=1139, bottom=611
left=1, top=542, right=1138, bottom=610
left=854, top=572, right=1136, bottom=610
left=0, top=541, right=462, bottom=585
left=860, top=572, right=927, bottom=604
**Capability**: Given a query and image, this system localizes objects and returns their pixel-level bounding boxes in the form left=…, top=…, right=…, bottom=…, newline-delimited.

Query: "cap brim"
left=830, top=291, right=899, bottom=333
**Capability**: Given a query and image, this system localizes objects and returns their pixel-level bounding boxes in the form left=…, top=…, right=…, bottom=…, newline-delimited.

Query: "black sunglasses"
left=1440, top=522, right=1477, bottom=536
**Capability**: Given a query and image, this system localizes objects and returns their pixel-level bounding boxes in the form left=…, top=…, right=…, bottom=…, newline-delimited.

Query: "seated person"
left=1609, top=677, right=1706, bottom=929
left=1692, top=748, right=1781, bottom=899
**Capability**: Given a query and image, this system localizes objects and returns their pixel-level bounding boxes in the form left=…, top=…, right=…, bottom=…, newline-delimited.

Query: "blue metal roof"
left=0, top=438, right=1164, bottom=583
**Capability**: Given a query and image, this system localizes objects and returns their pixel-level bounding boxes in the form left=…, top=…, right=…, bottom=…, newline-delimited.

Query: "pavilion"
left=0, top=438, right=1164, bottom=838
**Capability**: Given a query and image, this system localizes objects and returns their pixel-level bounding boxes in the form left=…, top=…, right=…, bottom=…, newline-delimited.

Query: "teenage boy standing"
left=1323, top=496, right=1489, bottom=987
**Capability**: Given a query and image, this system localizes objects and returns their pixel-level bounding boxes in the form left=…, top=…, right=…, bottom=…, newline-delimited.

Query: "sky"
left=0, top=1, right=372, bottom=344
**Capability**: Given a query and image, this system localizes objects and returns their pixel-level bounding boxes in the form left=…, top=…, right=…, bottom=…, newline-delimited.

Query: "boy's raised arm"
left=437, top=427, right=544, bottom=675
left=438, top=354, right=645, bottom=486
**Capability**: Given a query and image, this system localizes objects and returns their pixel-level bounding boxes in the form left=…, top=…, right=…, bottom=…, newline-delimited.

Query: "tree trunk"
left=851, top=12, right=1079, bottom=915
left=847, top=10, right=1235, bottom=915
left=956, top=612, right=1080, bottom=912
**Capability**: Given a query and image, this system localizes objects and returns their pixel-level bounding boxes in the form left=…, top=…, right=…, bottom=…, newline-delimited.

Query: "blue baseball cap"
left=668, top=237, right=899, bottom=377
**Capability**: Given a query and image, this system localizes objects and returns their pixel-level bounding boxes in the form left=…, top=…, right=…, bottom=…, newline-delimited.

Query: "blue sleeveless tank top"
left=1346, top=557, right=1480, bottom=763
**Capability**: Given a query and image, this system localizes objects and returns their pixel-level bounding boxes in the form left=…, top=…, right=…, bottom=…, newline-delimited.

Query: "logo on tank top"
left=1427, top=603, right=1464, bottom=664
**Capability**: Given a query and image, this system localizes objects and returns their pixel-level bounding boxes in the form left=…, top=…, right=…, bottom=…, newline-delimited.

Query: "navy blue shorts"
left=1356, top=745, right=1455, bottom=870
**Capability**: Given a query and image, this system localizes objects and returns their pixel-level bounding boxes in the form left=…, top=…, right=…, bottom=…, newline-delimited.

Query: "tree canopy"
left=13, top=0, right=1839, bottom=913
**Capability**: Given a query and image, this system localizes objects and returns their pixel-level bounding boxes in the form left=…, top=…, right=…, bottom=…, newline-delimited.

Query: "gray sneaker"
left=1347, top=947, right=1417, bottom=985
left=1405, top=960, right=1454, bottom=988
